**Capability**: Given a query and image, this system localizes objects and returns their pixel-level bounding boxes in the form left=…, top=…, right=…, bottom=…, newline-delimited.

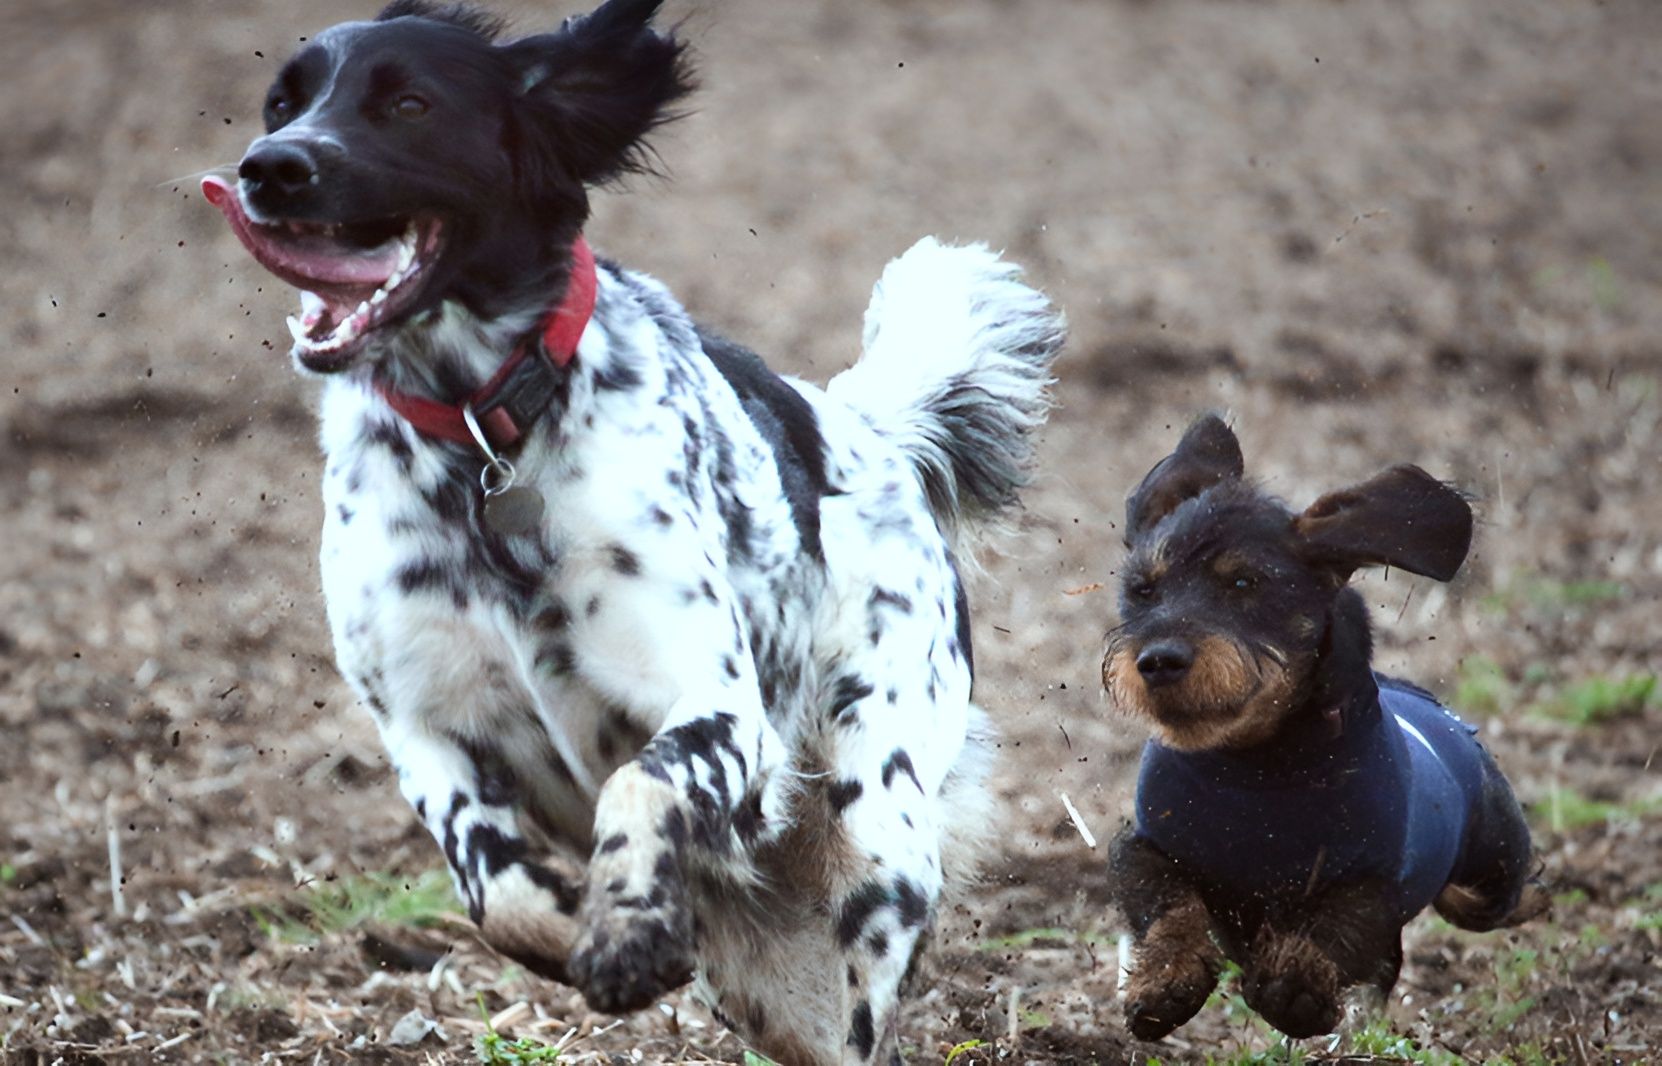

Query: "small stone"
left=386, top=1009, right=446, bottom=1046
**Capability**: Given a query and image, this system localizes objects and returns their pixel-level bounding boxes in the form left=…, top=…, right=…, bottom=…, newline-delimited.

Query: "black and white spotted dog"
left=202, top=0, right=1063, bottom=1061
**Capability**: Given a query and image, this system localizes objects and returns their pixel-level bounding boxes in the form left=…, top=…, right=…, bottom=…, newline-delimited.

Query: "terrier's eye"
left=1230, top=574, right=1258, bottom=591
left=1131, top=582, right=1158, bottom=601
left=391, top=94, right=430, bottom=120
left=267, top=95, right=291, bottom=116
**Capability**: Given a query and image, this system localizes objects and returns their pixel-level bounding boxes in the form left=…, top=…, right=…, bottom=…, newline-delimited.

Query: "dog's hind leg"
left=1435, top=749, right=1549, bottom=930
left=798, top=547, right=984, bottom=1062
left=812, top=736, right=952, bottom=1062
left=691, top=884, right=848, bottom=1066
left=685, top=719, right=995, bottom=1066
left=822, top=755, right=948, bottom=1064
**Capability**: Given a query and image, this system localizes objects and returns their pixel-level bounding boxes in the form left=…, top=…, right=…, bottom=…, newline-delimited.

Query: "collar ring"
left=463, top=402, right=517, bottom=496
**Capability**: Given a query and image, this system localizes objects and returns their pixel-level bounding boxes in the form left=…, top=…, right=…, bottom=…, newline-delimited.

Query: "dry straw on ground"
left=2, top=0, right=1658, bottom=1062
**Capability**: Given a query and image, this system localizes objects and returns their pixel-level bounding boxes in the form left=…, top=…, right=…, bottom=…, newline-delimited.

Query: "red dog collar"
left=375, top=237, right=597, bottom=450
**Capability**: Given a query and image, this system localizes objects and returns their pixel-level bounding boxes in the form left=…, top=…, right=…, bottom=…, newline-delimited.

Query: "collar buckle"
left=372, top=237, right=597, bottom=450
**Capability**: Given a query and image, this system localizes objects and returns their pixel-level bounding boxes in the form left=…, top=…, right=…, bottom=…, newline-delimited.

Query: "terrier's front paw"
left=1245, top=971, right=1338, bottom=1037
left=1124, top=966, right=1216, bottom=1041
left=1122, top=902, right=1221, bottom=1041
left=569, top=907, right=695, bottom=1012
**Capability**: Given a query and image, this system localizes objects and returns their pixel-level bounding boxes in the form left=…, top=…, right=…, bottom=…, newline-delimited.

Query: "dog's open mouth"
left=201, top=175, right=444, bottom=371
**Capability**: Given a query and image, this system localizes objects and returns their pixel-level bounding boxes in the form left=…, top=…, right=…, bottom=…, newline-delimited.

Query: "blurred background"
left=2, top=0, right=1658, bottom=1061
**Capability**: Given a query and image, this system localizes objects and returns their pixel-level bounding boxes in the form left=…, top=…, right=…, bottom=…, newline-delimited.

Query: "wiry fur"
left=211, top=3, right=1063, bottom=1062
left=1104, top=415, right=1543, bottom=1041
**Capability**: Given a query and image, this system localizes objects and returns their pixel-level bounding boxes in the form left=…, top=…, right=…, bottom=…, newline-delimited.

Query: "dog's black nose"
left=239, top=141, right=319, bottom=201
left=1136, top=640, right=1193, bottom=687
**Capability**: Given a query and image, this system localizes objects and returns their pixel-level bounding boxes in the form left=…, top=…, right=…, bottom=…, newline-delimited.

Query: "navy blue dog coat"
left=1134, top=675, right=1500, bottom=921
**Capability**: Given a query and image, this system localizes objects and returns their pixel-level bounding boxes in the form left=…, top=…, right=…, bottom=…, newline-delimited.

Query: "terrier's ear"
left=502, top=0, right=694, bottom=187
left=1292, top=465, right=1473, bottom=582
left=1124, top=413, right=1243, bottom=544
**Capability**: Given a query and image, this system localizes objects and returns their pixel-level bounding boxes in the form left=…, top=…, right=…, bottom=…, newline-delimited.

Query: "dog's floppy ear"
left=502, top=0, right=694, bottom=187
left=1124, top=413, right=1243, bottom=544
left=1292, top=465, right=1473, bottom=582
left=377, top=1, right=506, bottom=37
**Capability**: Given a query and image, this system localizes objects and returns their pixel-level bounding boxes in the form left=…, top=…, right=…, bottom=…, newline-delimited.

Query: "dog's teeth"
left=287, top=315, right=308, bottom=344
left=370, top=288, right=388, bottom=305
left=314, top=324, right=347, bottom=351
left=395, top=233, right=417, bottom=273
left=355, top=300, right=371, bottom=318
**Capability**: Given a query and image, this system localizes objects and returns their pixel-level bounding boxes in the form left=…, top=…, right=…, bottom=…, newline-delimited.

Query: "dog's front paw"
left=1121, top=900, right=1221, bottom=1041
left=1245, top=971, right=1339, bottom=1037
left=1125, top=995, right=1202, bottom=1042
left=1243, top=937, right=1342, bottom=1038
left=572, top=762, right=706, bottom=1011
left=569, top=900, right=696, bottom=1013
left=1124, top=963, right=1216, bottom=1041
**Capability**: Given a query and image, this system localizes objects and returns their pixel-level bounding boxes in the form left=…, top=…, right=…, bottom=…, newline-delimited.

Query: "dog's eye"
left=1131, top=582, right=1158, bottom=602
left=391, top=94, right=431, bottom=120
left=1229, top=574, right=1258, bottom=592
left=267, top=95, right=291, bottom=117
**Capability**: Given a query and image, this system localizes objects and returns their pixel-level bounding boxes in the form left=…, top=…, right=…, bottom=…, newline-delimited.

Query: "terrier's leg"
left=1109, top=828, right=1223, bottom=1040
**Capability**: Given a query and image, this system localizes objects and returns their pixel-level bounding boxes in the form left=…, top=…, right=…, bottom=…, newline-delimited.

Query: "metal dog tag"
left=463, top=402, right=545, bottom=537
left=484, top=485, right=546, bottom=536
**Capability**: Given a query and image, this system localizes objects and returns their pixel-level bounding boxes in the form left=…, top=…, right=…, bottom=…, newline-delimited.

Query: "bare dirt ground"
left=2, top=0, right=1659, bottom=1062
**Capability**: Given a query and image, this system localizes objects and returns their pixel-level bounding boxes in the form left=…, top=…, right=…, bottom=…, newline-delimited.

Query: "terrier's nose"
left=1136, top=640, right=1194, bottom=688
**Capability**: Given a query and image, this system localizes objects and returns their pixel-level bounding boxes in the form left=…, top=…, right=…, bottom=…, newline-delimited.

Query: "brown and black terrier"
left=1103, top=414, right=1546, bottom=1041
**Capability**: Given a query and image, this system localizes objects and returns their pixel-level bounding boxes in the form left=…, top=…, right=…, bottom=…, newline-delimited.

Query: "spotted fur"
left=319, top=243, right=1060, bottom=1062
left=215, top=4, right=1063, bottom=1060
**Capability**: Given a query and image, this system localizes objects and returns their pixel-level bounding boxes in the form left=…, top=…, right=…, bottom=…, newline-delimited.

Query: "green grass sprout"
left=474, top=992, right=561, bottom=1064
left=1535, top=673, right=1658, bottom=726
left=253, top=868, right=460, bottom=944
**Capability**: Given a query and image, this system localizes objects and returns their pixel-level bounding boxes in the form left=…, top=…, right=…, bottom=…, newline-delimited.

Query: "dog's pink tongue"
left=200, top=175, right=401, bottom=291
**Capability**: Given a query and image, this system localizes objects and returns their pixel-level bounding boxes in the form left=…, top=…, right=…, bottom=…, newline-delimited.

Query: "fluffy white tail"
left=828, top=237, right=1065, bottom=550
